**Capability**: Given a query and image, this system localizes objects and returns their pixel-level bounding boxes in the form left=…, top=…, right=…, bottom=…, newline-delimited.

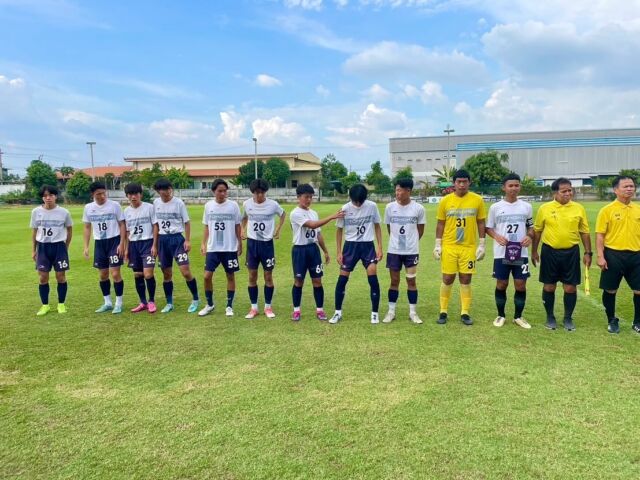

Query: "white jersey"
left=202, top=200, right=241, bottom=252
left=82, top=199, right=124, bottom=240
left=336, top=200, right=381, bottom=242
left=384, top=200, right=426, bottom=255
left=124, top=202, right=156, bottom=241
left=30, top=205, right=73, bottom=243
left=242, top=198, right=284, bottom=241
left=154, top=197, right=189, bottom=235
left=290, top=207, right=320, bottom=246
left=487, top=199, right=534, bottom=258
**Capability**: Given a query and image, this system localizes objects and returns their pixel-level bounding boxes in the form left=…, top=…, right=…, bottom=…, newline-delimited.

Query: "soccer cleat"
left=291, top=310, right=301, bottom=322
left=493, top=316, right=506, bottom=327
left=112, top=305, right=123, bottom=314
left=131, top=303, right=147, bottom=313
left=437, top=312, right=448, bottom=324
left=95, top=303, right=113, bottom=313
left=409, top=313, right=423, bottom=325
left=329, top=312, right=342, bottom=324
left=608, top=318, right=620, bottom=334
left=382, top=311, right=395, bottom=324
left=513, top=317, right=531, bottom=329
left=632, top=323, right=640, bottom=334
left=545, top=316, right=557, bottom=330
left=563, top=318, right=575, bottom=331
left=161, top=304, right=174, bottom=314
left=57, top=303, right=67, bottom=314
left=36, top=305, right=51, bottom=316
left=264, top=306, right=276, bottom=318
left=198, top=304, right=215, bottom=317
left=225, top=306, right=234, bottom=317
left=316, top=310, right=327, bottom=321
left=245, top=308, right=259, bottom=319
left=187, top=300, right=200, bottom=313
left=371, top=312, right=379, bottom=324
left=461, top=314, right=473, bottom=326
left=147, top=301, right=157, bottom=314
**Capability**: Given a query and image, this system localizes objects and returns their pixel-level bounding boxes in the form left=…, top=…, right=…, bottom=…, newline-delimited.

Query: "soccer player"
left=329, top=184, right=383, bottom=324
left=199, top=179, right=243, bottom=317
left=532, top=177, right=592, bottom=331
left=123, top=183, right=158, bottom=314
left=595, top=175, right=640, bottom=334
left=30, top=185, right=73, bottom=315
left=241, top=178, right=286, bottom=319
left=433, top=169, right=487, bottom=326
left=486, top=173, right=534, bottom=329
left=290, top=184, right=344, bottom=322
left=82, top=181, right=126, bottom=314
left=382, top=178, right=425, bottom=325
left=153, top=178, right=199, bottom=313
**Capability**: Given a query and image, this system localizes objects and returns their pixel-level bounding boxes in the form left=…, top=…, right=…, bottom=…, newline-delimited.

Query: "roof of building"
left=124, top=152, right=320, bottom=164
left=56, top=165, right=132, bottom=179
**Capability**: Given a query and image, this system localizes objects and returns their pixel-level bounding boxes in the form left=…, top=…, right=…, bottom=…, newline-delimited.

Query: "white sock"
left=294, top=306, right=301, bottom=313
left=388, top=302, right=396, bottom=313
left=251, top=303, right=258, bottom=310
left=371, top=312, right=378, bottom=318
left=409, top=304, right=417, bottom=315
left=335, top=309, right=342, bottom=316
left=265, top=303, right=271, bottom=309
left=103, top=295, right=112, bottom=306
left=316, top=307, right=323, bottom=312
left=115, top=296, right=123, bottom=307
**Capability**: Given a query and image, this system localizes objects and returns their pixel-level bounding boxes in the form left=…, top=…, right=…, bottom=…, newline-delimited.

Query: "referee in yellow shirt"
left=532, top=178, right=592, bottom=331
left=433, top=169, right=487, bottom=325
left=595, top=175, right=640, bottom=334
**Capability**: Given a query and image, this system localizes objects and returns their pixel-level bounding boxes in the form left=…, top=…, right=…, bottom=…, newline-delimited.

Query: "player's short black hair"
left=153, top=178, right=172, bottom=191
left=296, top=184, right=315, bottom=196
left=394, top=178, right=414, bottom=190
left=349, top=183, right=368, bottom=204
left=250, top=178, right=270, bottom=193
left=612, top=175, right=636, bottom=188
left=211, top=178, right=229, bottom=191
left=452, top=169, right=471, bottom=181
left=551, top=177, right=572, bottom=191
left=89, top=181, right=107, bottom=193
left=39, top=184, right=59, bottom=197
left=124, top=183, right=143, bottom=195
left=502, top=172, right=521, bottom=185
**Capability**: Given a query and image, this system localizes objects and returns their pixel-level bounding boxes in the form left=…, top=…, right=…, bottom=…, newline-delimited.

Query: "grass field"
left=2, top=200, right=640, bottom=479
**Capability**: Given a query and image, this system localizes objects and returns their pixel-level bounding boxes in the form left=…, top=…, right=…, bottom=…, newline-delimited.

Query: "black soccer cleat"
left=437, top=312, right=448, bottom=324
left=607, top=318, right=620, bottom=334
left=563, top=318, right=576, bottom=332
left=544, top=316, right=557, bottom=330
left=460, top=314, right=473, bottom=326
left=632, top=323, right=640, bottom=334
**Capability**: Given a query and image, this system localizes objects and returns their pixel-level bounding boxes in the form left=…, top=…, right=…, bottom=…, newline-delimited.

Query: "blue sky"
left=2, top=0, right=640, bottom=175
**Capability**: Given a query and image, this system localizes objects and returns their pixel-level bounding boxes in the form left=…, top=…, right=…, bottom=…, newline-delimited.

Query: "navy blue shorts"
left=128, top=239, right=156, bottom=272
left=386, top=253, right=419, bottom=271
left=205, top=251, right=240, bottom=273
left=246, top=238, right=275, bottom=271
left=94, top=236, right=123, bottom=269
left=493, top=258, right=531, bottom=281
left=158, top=233, right=189, bottom=269
left=340, top=241, right=377, bottom=272
left=292, top=244, right=323, bottom=280
left=36, top=241, right=69, bottom=272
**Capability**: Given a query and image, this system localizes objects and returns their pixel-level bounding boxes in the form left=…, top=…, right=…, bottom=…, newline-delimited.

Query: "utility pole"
left=252, top=137, right=258, bottom=179
left=444, top=124, right=455, bottom=168
left=86, top=141, right=96, bottom=181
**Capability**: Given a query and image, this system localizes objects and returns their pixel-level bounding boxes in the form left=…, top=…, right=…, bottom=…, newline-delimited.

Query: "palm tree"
left=433, top=165, right=457, bottom=184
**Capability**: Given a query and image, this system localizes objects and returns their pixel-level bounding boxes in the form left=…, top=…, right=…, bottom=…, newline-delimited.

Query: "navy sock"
left=602, top=291, right=616, bottom=320
left=368, top=275, right=380, bottom=313
left=163, top=281, right=174, bottom=304
left=634, top=294, right=640, bottom=325
left=205, top=290, right=214, bottom=307
left=38, top=283, right=50, bottom=304
left=388, top=289, right=399, bottom=303
left=514, top=290, right=526, bottom=318
left=57, top=282, right=68, bottom=303
left=226, top=290, right=235, bottom=308
left=335, top=275, right=349, bottom=310
left=313, top=286, right=324, bottom=308
left=407, top=289, right=418, bottom=305
left=114, top=280, right=124, bottom=297
left=145, top=277, right=156, bottom=302
left=264, top=285, right=275, bottom=305
left=99, top=279, right=110, bottom=296
left=186, top=278, right=199, bottom=301
left=495, top=288, right=507, bottom=317
left=563, top=292, right=577, bottom=320
left=248, top=285, right=259, bottom=304
left=135, top=276, right=147, bottom=304
left=292, top=285, right=303, bottom=308
left=542, top=290, right=555, bottom=318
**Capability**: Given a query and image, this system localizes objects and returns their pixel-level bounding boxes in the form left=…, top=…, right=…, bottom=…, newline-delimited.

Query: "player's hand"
left=337, top=253, right=343, bottom=266
left=237, top=245, right=243, bottom=257
left=241, top=231, right=247, bottom=240
left=494, top=234, right=508, bottom=246
left=151, top=245, right=157, bottom=257
left=273, top=229, right=281, bottom=240
left=32, top=249, right=37, bottom=261
left=200, top=244, right=206, bottom=256
left=376, top=248, right=383, bottom=261
left=475, top=238, right=486, bottom=261
left=116, top=243, right=124, bottom=257
left=520, top=236, right=532, bottom=247
left=531, top=251, right=539, bottom=267
left=583, top=253, right=592, bottom=268
left=433, top=239, right=442, bottom=260
left=83, top=247, right=90, bottom=260
left=597, top=256, right=607, bottom=271
left=183, top=240, right=191, bottom=253
left=334, top=210, right=346, bottom=220
left=324, top=251, right=331, bottom=264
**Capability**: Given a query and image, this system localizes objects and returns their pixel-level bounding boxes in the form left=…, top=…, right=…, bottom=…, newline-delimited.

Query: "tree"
left=594, top=178, right=611, bottom=200
left=263, top=157, right=291, bottom=188
left=165, top=166, right=193, bottom=189
left=103, top=173, right=116, bottom=190
left=619, top=169, right=640, bottom=183
left=121, top=169, right=142, bottom=186
left=433, top=165, right=457, bottom=184
left=392, top=167, right=413, bottom=185
left=234, top=160, right=265, bottom=187
left=341, top=171, right=362, bottom=191
left=66, top=171, right=92, bottom=201
left=319, top=153, right=349, bottom=193
left=365, top=161, right=393, bottom=194
left=462, top=151, right=510, bottom=188
left=139, top=163, right=165, bottom=188
left=26, top=159, right=58, bottom=198
left=58, top=166, right=75, bottom=177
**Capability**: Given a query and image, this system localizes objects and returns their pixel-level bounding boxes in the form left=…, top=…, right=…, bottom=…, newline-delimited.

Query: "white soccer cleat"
left=225, top=306, right=234, bottom=317
left=409, top=313, right=423, bottom=324
left=329, top=312, right=342, bottom=324
left=371, top=312, right=379, bottom=324
left=245, top=308, right=259, bottom=319
left=382, top=311, right=395, bottom=324
left=198, top=304, right=215, bottom=317
left=514, top=317, right=532, bottom=329
left=493, top=316, right=506, bottom=327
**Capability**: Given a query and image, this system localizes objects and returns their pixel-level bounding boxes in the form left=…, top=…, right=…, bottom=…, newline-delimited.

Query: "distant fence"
left=0, top=184, right=25, bottom=195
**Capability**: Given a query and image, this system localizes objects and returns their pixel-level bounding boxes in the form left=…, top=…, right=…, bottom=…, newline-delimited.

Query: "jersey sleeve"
left=202, top=205, right=208, bottom=225
left=180, top=200, right=190, bottom=223
left=476, top=196, right=487, bottom=220
left=234, top=203, right=242, bottom=224
left=290, top=209, right=304, bottom=227
left=417, top=204, right=426, bottom=225
left=372, top=203, right=381, bottom=224
left=64, top=210, right=73, bottom=227
left=526, top=203, right=534, bottom=229
left=595, top=206, right=609, bottom=234
left=436, top=197, right=447, bottom=221
left=533, top=205, right=545, bottom=232
left=486, top=204, right=496, bottom=229
left=383, top=204, right=390, bottom=224
left=336, top=205, right=346, bottom=228
left=82, top=205, right=90, bottom=223
left=115, top=202, right=125, bottom=222
left=30, top=209, right=37, bottom=228
left=578, top=205, right=590, bottom=234
left=150, top=205, right=158, bottom=225
left=241, top=201, right=248, bottom=219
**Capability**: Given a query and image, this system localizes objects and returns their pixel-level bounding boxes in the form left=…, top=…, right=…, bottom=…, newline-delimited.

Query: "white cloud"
left=255, top=74, right=283, bottom=88
left=275, top=14, right=364, bottom=54
left=316, top=84, right=330, bottom=97
left=403, top=81, right=446, bottom=103
left=283, top=0, right=324, bottom=10
left=148, top=118, right=215, bottom=142
left=217, top=111, right=246, bottom=143
left=108, top=78, right=198, bottom=99
left=252, top=116, right=312, bottom=144
left=362, top=83, right=391, bottom=101
left=0, top=75, right=25, bottom=88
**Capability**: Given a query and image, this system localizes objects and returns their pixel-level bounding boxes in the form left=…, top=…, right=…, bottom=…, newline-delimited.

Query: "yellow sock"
left=460, top=284, right=472, bottom=315
left=439, top=283, right=453, bottom=313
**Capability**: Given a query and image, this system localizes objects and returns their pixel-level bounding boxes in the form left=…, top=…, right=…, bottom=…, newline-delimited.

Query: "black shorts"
left=292, top=244, right=323, bottom=280
left=493, top=258, right=530, bottom=281
left=93, top=236, right=123, bottom=269
left=246, top=239, right=275, bottom=271
left=158, top=233, right=189, bottom=269
left=205, top=251, right=239, bottom=273
left=35, top=241, right=69, bottom=272
left=340, top=241, right=377, bottom=272
left=599, top=248, right=640, bottom=291
left=128, top=239, right=156, bottom=271
left=539, top=243, right=581, bottom=285
left=386, top=253, right=419, bottom=271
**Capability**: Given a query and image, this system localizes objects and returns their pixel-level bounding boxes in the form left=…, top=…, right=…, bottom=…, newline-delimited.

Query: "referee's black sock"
left=563, top=291, right=577, bottom=320
left=514, top=290, right=526, bottom=319
left=335, top=275, right=349, bottom=310
left=633, top=294, right=640, bottom=325
left=495, top=288, right=507, bottom=317
left=602, top=290, right=616, bottom=320
left=542, top=290, right=555, bottom=318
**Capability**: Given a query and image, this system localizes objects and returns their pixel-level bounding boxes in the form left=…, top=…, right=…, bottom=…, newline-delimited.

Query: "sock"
left=460, top=284, right=472, bottom=315
left=114, top=281, right=124, bottom=306
left=292, top=285, right=302, bottom=309
left=408, top=290, right=418, bottom=315
left=205, top=290, right=214, bottom=307
left=542, top=290, right=555, bottom=318
left=248, top=285, right=259, bottom=308
left=264, top=285, right=275, bottom=306
left=186, top=278, right=199, bottom=301
left=135, top=276, right=147, bottom=304
left=563, top=292, right=577, bottom=320
left=495, top=288, right=507, bottom=317
left=602, top=291, right=616, bottom=320
left=57, top=282, right=68, bottom=303
left=368, top=275, right=380, bottom=313
left=163, top=281, right=174, bottom=305
left=634, top=294, right=640, bottom=325
left=514, top=290, right=526, bottom=319
left=313, top=286, right=324, bottom=309
left=145, top=277, right=156, bottom=302
left=39, top=283, right=50, bottom=305
left=388, top=289, right=399, bottom=312
left=439, top=283, right=453, bottom=313
left=99, top=280, right=111, bottom=304
left=335, top=275, right=349, bottom=310
left=226, top=290, right=235, bottom=308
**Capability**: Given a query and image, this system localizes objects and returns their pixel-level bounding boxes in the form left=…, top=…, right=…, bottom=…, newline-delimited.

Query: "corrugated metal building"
left=390, top=128, right=640, bottom=186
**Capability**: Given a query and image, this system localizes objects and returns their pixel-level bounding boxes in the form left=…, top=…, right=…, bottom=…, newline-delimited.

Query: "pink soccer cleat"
left=147, top=301, right=157, bottom=314
left=131, top=303, right=147, bottom=313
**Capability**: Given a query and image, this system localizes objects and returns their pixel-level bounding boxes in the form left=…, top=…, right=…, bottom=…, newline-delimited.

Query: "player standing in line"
left=123, top=183, right=158, bottom=314
left=382, top=178, right=425, bottom=325
left=30, top=185, right=73, bottom=315
left=82, top=181, right=126, bottom=314
left=433, top=169, right=487, bottom=326
left=289, top=184, right=344, bottom=322
left=329, top=184, right=383, bottom=325
left=595, top=176, right=640, bottom=334
left=153, top=178, right=199, bottom=313
left=241, top=179, right=286, bottom=319
left=486, top=173, right=534, bottom=329
left=199, top=179, right=243, bottom=317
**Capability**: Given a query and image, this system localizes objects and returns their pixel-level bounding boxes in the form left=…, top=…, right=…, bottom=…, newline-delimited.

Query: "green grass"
left=2, top=201, right=640, bottom=479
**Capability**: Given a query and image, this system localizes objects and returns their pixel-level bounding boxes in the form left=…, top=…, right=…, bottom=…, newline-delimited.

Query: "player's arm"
left=581, top=231, right=592, bottom=268
left=236, top=223, right=243, bottom=256
left=521, top=226, right=534, bottom=247
left=336, top=226, right=343, bottom=264
left=302, top=210, right=345, bottom=229
left=117, top=220, right=126, bottom=256
left=531, top=207, right=545, bottom=267
left=274, top=211, right=286, bottom=240
left=417, top=223, right=425, bottom=240
left=374, top=222, right=383, bottom=260
left=200, top=225, right=209, bottom=256
left=31, top=228, right=38, bottom=260
left=65, top=226, right=72, bottom=249
left=183, top=221, right=191, bottom=253
left=241, top=216, right=248, bottom=240
left=475, top=218, right=486, bottom=260
left=318, top=232, right=330, bottom=264
left=151, top=223, right=158, bottom=257
left=596, top=232, right=607, bottom=270
left=83, top=223, right=92, bottom=259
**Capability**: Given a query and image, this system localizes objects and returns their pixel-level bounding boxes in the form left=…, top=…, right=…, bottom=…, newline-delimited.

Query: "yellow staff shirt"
left=436, top=192, right=486, bottom=247
left=595, top=199, right=640, bottom=251
left=534, top=200, right=589, bottom=249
